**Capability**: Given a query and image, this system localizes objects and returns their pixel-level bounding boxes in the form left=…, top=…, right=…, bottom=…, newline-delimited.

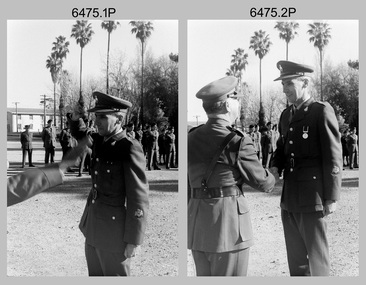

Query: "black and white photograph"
left=187, top=20, right=359, bottom=276
left=6, top=19, right=179, bottom=276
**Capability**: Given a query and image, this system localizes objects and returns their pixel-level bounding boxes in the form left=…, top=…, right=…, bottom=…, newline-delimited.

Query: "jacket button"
left=107, top=169, right=110, bottom=173
left=289, top=141, right=293, bottom=144
left=291, top=153, right=294, bottom=157
left=290, top=168, right=293, bottom=172
left=112, top=216, right=116, bottom=220
left=96, top=158, right=99, bottom=162
left=313, top=176, right=316, bottom=179
left=290, top=127, right=293, bottom=131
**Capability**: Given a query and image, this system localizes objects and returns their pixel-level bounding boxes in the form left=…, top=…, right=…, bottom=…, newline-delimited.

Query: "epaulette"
left=188, top=124, right=204, bottom=133
left=226, top=126, right=246, bottom=137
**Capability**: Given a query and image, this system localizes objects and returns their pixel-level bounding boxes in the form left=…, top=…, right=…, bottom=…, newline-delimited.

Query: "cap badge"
left=135, top=209, right=144, bottom=218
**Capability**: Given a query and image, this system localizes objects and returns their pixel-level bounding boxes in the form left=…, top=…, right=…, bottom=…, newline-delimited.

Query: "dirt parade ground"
left=7, top=138, right=359, bottom=276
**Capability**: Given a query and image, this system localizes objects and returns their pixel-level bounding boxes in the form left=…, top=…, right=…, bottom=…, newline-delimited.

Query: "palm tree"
left=274, top=21, right=299, bottom=60
left=226, top=48, right=248, bottom=91
left=71, top=20, right=94, bottom=113
left=307, top=22, right=332, bottom=101
left=101, top=21, right=120, bottom=93
left=51, top=36, right=69, bottom=128
left=46, top=53, right=61, bottom=125
left=249, top=30, right=272, bottom=126
left=129, top=20, right=154, bottom=126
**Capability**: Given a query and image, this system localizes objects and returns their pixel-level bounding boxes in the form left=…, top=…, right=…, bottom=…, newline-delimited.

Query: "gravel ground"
left=7, top=152, right=178, bottom=276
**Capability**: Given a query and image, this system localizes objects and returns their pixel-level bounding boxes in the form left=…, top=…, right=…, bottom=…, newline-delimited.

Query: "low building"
left=7, top=107, right=61, bottom=134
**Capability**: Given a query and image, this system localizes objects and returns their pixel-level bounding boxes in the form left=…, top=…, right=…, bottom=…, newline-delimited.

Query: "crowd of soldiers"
left=19, top=118, right=177, bottom=173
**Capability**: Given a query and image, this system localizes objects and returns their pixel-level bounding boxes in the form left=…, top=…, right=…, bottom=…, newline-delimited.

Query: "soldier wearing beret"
left=270, top=60, right=342, bottom=276
left=188, top=76, right=275, bottom=276
left=68, top=91, right=149, bottom=276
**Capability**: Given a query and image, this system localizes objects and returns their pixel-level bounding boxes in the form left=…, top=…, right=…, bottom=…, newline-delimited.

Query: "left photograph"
left=7, top=19, right=178, bottom=276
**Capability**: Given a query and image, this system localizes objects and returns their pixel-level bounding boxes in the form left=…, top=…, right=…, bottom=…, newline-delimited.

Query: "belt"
left=90, top=188, right=124, bottom=206
left=191, top=185, right=241, bottom=199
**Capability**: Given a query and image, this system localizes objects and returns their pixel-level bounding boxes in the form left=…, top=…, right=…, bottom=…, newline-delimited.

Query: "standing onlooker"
left=253, top=124, right=262, bottom=159
left=59, top=121, right=76, bottom=172
left=20, top=125, right=35, bottom=168
left=41, top=119, right=57, bottom=164
left=146, top=123, right=160, bottom=170
left=271, top=124, right=280, bottom=152
left=270, top=60, right=342, bottom=276
left=135, top=125, right=143, bottom=146
left=261, top=124, right=273, bottom=169
left=158, top=128, right=167, bottom=165
left=126, top=122, right=135, bottom=139
left=347, top=127, right=359, bottom=169
left=165, top=126, right=176, bottom=169
left=341, top=129, right=350, bottom=167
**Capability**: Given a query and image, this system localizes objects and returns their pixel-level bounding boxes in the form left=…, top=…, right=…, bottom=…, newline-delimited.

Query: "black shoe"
left=154, top=167, right=161, bottom=170
left=77, top=174, right=82, bottom=177
left=29, top=164, right=36, bottom=167
left=67, top=169, right=75, bottom=173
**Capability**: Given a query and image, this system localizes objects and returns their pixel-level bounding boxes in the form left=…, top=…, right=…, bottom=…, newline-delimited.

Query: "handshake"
left=268, top=167, right=280, bottom=183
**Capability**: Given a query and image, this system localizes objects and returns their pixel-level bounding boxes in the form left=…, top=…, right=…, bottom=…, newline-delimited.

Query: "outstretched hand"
left=58, top=137, right=91, bottom=172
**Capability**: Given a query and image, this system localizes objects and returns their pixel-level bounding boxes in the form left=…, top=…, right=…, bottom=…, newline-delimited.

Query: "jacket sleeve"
left=7, top=164, right=63, bottom=207
left=237, top=136, right=275, bottom=192
left=319, top=103, right=342, bottom=201
left=270, top=112, right=286, bottom=175
left=123, top=139, right=149, bottom=245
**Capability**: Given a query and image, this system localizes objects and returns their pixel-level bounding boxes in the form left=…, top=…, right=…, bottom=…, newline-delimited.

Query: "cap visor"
left=274, top=74, right=303, bottom=81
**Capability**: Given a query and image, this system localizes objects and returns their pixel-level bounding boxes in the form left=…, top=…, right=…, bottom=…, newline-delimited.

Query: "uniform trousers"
left=22, top=148, right=33, bottom=166
left=192, top=248, right=249, bottom=276
left=85, top=242, right=131, bottom=276
left=281, top=209, right=329, bottom=276
left=44, top=147, right=55, bottom=163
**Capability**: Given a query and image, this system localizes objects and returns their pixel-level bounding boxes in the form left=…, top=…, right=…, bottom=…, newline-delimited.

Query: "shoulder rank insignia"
left=227, top=126, right=246, bottom=137
left=188, top=124, right=203, bottom=133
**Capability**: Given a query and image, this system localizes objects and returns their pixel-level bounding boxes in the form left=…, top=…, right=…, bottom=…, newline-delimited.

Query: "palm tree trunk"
left=141, top=42, right=144, bottom=126
left=286, top=42, right=289, bottom=107
left=320, top=50, right=323, bottom=101
left=79, top=47, right=83, bottom=100
left=106, top=32, right=111, bottom=93
left=53, top=82, right=56, bottom=127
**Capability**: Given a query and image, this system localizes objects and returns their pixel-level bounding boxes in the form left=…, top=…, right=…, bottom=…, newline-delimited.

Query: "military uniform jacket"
left=20, top=131, right=33, bottom=149
left=8, top=164, right=63, bottom=207
left=188, top=118, right=275, bottom=253
left=41, top=126, right=56, bottom=148
left=271, top=98, right=342, bottom=213
left=69, top=118, right=149, bottom=253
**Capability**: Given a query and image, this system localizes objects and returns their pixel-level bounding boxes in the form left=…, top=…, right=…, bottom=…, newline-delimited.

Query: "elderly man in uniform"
left=270, top=61, right=342, bottom=276
left=188, top=76, right=275, bottom=276
left=68, top=91, right=149, bottom=276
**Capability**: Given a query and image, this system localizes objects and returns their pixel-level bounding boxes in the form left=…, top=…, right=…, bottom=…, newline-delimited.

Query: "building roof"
left=7, top=107, right=59, bottom=115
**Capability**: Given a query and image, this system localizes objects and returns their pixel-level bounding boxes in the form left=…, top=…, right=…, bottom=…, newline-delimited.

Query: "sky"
left=187, top=20, right=359, bottom=123
left=7, top=20, right=178, bottom=109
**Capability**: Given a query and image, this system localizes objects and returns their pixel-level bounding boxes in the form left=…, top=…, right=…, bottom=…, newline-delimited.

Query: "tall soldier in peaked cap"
left=188, top=76, right=275, bottom=276
left=67, top=91, right=149, bottom=276
left=270, top=61, right=342, bottom=276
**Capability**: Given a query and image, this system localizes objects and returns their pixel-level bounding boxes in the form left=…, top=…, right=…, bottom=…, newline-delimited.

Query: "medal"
left=302, top=126, right=309, bottom=139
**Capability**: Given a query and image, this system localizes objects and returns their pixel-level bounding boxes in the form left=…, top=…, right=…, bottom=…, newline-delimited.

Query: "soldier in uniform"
left=270, top=61, right=342, bottom=276
left=68, top=91, right=149, bottom=276
left=347, top=127, right=359, bottom=169
left=20, top=125, right=35, bottom=168
left=41, top=119, right=57, bottom=164
left=188, top=76, right=275, bottom=276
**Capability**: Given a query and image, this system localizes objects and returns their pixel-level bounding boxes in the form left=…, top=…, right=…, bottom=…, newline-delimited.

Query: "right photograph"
left=187, top=20, right=359, bottom=277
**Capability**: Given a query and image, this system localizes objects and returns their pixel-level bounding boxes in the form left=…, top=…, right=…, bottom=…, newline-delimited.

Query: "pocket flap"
left=237, top=196, right=250, bottom=214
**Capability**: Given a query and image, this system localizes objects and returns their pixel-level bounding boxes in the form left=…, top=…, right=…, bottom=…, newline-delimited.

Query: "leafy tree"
left=129, top=20, right=154, bottom=126
left=45, top=53, right=61, bottom=127
left=101, top=21, right=120, bottom=93
left=249, top=30, right=272, bottom=127
left=307, top=22, right=332, bottom=101
left=71, top=20, right=94, bottom=116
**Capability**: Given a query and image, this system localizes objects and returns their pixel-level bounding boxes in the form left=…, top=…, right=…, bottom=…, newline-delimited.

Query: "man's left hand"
left=124, top=244, right=138, bottom=258
left=323, top=200, right=337, bottom=216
